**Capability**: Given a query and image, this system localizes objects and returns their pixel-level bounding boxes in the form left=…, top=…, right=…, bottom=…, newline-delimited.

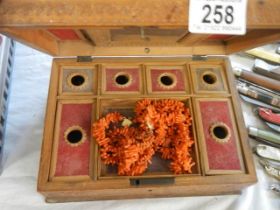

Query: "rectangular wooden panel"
left=1, top=1, right=280, bottom=57
left=50, top=100, right=94, bottom=180
left=1, top=0, right=280, bottom=28
left=193, top=98, right=245, bottom=175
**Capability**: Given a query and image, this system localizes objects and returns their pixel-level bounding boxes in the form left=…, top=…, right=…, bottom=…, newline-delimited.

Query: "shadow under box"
left=96, top=98, right=200, bottom=179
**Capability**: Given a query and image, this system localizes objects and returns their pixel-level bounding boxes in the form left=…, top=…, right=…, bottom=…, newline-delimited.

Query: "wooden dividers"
left=38, top=57, right=256, bottom=202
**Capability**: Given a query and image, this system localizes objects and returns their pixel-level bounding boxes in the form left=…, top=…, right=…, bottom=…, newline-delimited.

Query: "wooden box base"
left=38, top=57, right=256, bottom=202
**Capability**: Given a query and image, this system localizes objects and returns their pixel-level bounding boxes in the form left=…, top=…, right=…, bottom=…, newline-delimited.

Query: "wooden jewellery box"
left=1, top=0, right=280, bottom=202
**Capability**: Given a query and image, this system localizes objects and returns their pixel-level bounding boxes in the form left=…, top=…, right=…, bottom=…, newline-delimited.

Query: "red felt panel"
left=55, top=103, right=92, bottom=177
left=151, top=69, right=185, bottom=91
left=199, top=101, right=241, bottom=171
left=48, top=29, right=80, bottom=40
left=105, top=68, right=140, bottom=91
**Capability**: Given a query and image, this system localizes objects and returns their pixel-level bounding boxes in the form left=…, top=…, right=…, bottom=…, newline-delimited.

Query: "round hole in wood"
left=157, top=73, right=177, bottom=89
left=160, top=75, right=174, bottom=86
left=202, top=72, right=217, bottom=85
left=71, top=75, right=85, bottom=86
left=210, top=122, right=231, bottom=143
left=213, top=126, right=228, bottom=139
left=64, top=126, right=86, bottom=146
left=114, top=73, right=132, bottom=87
left=67, top=72, right=88, bottom=90
left=67, top=129, right=83, bottom=144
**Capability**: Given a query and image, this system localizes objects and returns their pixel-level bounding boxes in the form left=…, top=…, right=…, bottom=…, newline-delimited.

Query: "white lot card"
left=189, top=0, right=248, bottom=35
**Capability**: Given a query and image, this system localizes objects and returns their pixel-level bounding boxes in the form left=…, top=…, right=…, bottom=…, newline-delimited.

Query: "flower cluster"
left=92, top=99, right=195, bottom=176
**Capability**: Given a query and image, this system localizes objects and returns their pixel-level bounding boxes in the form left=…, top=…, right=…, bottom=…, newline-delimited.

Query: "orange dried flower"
left=92, top=99, right=195, bottom=175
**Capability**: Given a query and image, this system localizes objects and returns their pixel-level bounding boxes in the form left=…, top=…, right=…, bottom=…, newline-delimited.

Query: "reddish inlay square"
left=150, top=69, right=185, bottom=91
left=199, top=101, right=241, bottom=171
left=55, top=103, right=92, bottom=176
left=105, top=68, right=140, bottom=92
left=48, top=29, right=80, bottom=40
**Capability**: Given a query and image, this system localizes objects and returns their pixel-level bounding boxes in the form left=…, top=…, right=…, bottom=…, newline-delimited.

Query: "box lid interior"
left=0, top=0, right=280, bottom=57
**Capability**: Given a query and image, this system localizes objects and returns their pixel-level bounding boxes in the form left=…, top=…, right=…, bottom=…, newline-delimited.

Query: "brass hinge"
left=192, top=55, right=208, bottom=61
left=77, top=56, right=93, bottom=62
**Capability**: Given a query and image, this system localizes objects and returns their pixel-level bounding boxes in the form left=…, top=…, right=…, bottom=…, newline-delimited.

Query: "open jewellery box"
left=1, top=0, right=280, bottom=202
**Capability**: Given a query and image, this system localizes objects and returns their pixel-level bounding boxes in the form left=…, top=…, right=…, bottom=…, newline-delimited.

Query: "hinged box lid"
left=0, top=0, right=280, bottom=56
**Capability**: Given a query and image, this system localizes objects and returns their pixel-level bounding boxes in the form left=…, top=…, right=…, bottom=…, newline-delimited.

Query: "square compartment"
left=101, top=65, right=143, bottom=94
left=59, top=66, right=97, bottom=95
left=96, top=98, right=200, bottom=179
left=190, top=64, right=229, bottom=94
left=146, top=65, right=189, bottom=94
